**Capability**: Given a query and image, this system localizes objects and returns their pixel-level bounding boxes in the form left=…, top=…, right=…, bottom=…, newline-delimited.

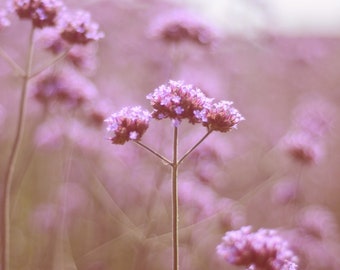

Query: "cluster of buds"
left=281, top=99, right=333, bottom=165
left=217, top=226, right=298, bottom=270
left=106, top=80, right=244, bottom=145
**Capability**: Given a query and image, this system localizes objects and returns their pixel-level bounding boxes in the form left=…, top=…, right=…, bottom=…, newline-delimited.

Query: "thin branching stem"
left=178, top=129, right=213, bottom=165
left=134, top=141, right=172, bottom=165
left=0, top=46, right=25, bottom=76
left=171, top=126, right=179, bottom=270
left=2, top=25, right=36, bottom=270
left=29, top=47, right=72, bottom=79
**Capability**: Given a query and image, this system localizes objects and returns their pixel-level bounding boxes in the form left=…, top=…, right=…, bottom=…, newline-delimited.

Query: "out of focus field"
left=1, top=1, right=340, bottom=269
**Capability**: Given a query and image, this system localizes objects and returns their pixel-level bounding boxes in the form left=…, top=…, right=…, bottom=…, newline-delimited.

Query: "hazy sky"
left=173, top=0, right=340, bottom=36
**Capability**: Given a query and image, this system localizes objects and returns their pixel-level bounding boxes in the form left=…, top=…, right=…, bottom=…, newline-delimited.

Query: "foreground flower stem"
left=2, top=25, right=35, bottom=270
left=171, top=126, right=179, bottom=270
left=135, top=127, right=213, bottom=270
left=178, top=129, right=213, bottom=165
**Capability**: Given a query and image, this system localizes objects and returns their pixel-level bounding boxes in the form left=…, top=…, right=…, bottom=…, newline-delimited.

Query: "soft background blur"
left=1, top=0, right=340, bottom=269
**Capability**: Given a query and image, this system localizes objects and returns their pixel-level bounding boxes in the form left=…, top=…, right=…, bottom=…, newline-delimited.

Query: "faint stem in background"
left=29, top=46, right=72, bottom=79
left=2, top=25, right=36, bottom=270
left=0, top=46, right=25, bottom=76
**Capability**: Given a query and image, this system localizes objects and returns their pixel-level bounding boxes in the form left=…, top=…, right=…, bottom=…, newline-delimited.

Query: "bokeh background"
left=1, top=0, right=340, bottom=269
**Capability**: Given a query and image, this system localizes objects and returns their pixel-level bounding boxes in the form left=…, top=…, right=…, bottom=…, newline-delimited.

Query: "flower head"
left=201, top=100, right=244, bottom=132
left=217, top=226, right=298, bottom=270
left=281, top=132, right=323, bottom=165
left=9, top=0, right=64, bottom=28
left=149, top=9, right=217, bottom=47
left=58, top=10, right=104, bottom=44
left=105, top=106, right=151, bottom=145
left=147, top=80, right=212, bottom=126
left=31, top=68, right=97, bottom=109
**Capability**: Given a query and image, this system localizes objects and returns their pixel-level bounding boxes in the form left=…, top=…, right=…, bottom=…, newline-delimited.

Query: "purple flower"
left=149, top=9, right=217, bottom=47
left=58, top=10, right=104, bottom=44
left=146, top=80, right=212, bottom=126
left=217, top=226, right=298, bottom=270
left=105, top=106, right=151, bottom=145
left=9, top=0, right=64, bottom=28
left=201, top=100, right=244, bottom=132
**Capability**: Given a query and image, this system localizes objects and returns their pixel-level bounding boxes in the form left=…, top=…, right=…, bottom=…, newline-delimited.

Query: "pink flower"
left=217, top=226, right=298, bottom=270
left=58, top=10, right=104, bottom=44
left=105, top=106, right=151, bottom=145
left=9, top=0, right=64, bottom=28
left=201, top=100, right=244, bottom=132
left=147, top=80, right=212, bottom=126
left=149, top=9, right=217, bottom=47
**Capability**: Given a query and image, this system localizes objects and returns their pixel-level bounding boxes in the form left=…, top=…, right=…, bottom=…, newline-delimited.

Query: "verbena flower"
left=8, top=0, right=64, bottom=28
left=149, top=9, right=217, bottom=47
left=201, top=100, right=244, bottom=132
left=31, top=68, right=97, bottom=109
left=35, top=26, right=67, bottom=54
left=105, top=106, right=151, bottom=145
left=281, top=132, right=323, bottom=165
left=146, top=80, right=212, bottom=126
left=58, top=10, right=104, bottom=44
left=217, top=226, right=298, bottom=270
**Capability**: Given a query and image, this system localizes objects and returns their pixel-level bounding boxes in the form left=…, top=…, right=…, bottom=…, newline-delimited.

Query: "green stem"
left=2, top=25, right=35, bottom=270
left=134, top=141, right=171, bottom=165
left=178, top=129, right=213, bottom=165
left=171, top=126, right=179, bottom=270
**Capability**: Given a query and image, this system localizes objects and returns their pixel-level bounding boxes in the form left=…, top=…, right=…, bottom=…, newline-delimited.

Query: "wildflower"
left=0, top=9, right=10, bottom=29
left=217, top=226, right=298, bottom=270
left=35, top=27, right=67, bottom=54
left=149, top=9, right=217, bottom=47
left=59, top=10, right=104, bottom=44
left=147, top=80, right=212, bottom=126
left=105, top=106, right=151, bottom=145
left=9, top=0, right=64, bottom=28
left=201, top=100, right=244, bottom=132
left=281, top=132, right=323, bottom=165
left=31, top=68, right=97, bottom=109
left=296, top=205, right=339, bottom=241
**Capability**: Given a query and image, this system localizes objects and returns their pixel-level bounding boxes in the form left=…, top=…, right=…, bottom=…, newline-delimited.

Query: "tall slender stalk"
left=171, top=126, right=179, bottom=270
left=2, top=25, right=36, bottom=270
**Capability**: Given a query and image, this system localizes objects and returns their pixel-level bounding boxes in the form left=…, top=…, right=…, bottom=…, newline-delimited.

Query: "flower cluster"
left=9, top=0, right=64, bottom=28
left=202, top=100, right=245, bottom=132
left=147, top=80, right=244, bottom=131
left=281, top=132, right=323, bottom=164
left=105, top=80, right=243, bottom=144
left=146, top=80, right=212, bottom=126
left=149, top=10, right=217, bottom=47
left=105, top=106, right=151, bottom=145
left=59, top=10, right=104, bottom=44
left=31, top=68, right=97, bottom=109
left=217, top=226, right=298, bottom=270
